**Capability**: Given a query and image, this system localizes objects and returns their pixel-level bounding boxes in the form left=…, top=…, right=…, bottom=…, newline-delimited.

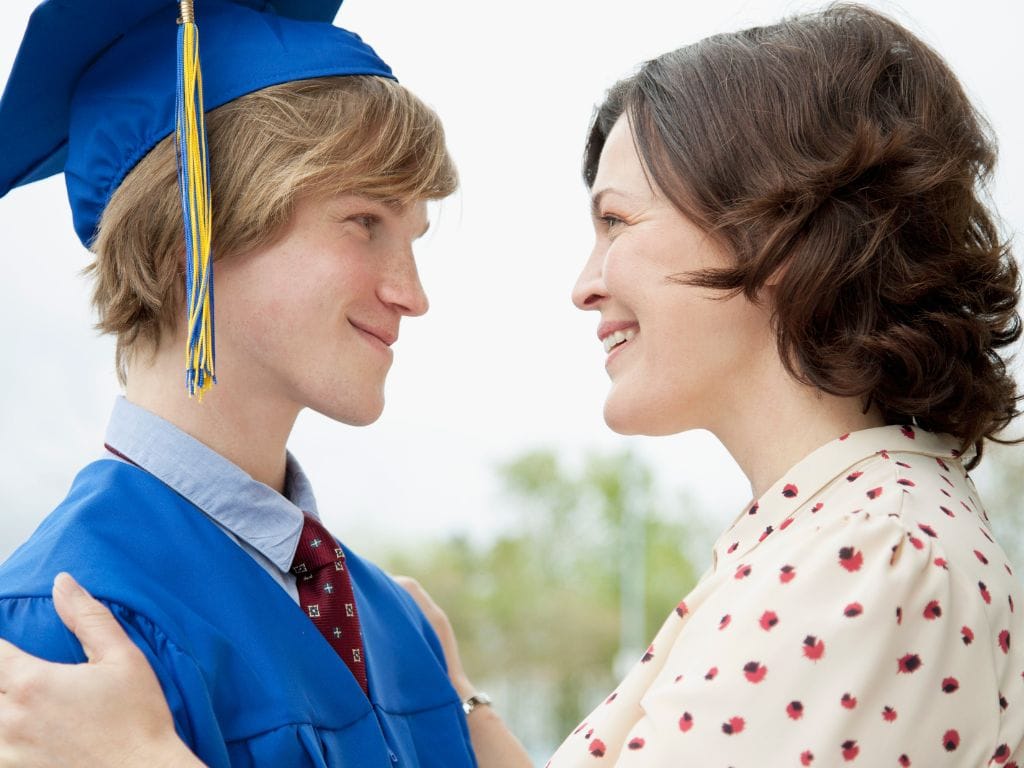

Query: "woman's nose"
left=572, top=243, right=608, bottom=311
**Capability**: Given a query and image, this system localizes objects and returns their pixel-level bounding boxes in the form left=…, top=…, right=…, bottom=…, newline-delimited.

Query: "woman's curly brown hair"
left=584, top=3, right=1021, bottom=468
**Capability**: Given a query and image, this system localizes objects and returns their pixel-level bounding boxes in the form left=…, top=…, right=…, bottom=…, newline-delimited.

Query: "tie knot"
left=290, top=513, right=345, bottom=576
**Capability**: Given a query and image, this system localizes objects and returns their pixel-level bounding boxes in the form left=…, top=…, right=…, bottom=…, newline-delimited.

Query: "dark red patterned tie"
left=290, top=513, right=369, bottom=695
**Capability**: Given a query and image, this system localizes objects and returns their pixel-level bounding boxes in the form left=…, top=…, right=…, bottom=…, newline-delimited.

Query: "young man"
left=0, top=1, right=529, bottom=765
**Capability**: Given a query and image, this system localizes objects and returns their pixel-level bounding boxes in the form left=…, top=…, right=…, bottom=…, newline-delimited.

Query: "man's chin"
left=316, top=394, right=386, bottom=428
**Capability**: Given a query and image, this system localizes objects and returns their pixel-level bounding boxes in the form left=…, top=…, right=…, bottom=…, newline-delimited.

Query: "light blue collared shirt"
left=102, top=396, right=313, bottom=603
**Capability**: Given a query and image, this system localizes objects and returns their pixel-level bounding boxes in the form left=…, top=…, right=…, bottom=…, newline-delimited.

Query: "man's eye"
left=352, top=214, right=380, bottom=230
left=601, top=214, right=625, bottom=229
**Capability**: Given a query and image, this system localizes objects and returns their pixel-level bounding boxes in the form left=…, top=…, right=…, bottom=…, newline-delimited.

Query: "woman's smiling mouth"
left=602, top=327, right=637, bottom=354
left=598, top=321, right=639, bottom=355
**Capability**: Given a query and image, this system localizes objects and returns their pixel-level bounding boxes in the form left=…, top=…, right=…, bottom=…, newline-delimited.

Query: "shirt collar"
left=714, top=424, right=962, bottom=567
left=103, top=396, right=313, bottom=573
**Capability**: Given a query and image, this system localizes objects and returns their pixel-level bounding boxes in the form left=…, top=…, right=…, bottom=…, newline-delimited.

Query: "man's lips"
left=350, top=320, right=397, bottom=347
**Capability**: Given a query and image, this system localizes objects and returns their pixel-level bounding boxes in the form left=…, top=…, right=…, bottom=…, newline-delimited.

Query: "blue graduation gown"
left=0, top=460, right=477, bottom=768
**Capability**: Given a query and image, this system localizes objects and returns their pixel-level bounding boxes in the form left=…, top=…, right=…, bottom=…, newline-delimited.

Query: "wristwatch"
left=462, top=691, right=493, bottom=716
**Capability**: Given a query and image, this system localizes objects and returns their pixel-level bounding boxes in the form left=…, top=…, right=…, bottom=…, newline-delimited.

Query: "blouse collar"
left=713, top=424, right=962, bottom=569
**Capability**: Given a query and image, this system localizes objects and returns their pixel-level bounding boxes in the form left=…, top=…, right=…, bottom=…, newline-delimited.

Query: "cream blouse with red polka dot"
left=547, top=425, right=1024, bottom=767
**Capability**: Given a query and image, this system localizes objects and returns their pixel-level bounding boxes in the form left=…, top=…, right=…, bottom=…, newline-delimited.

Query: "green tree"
left=978, top=440, right=1024, bottom=574
left=381, top=448, right=712, bottom=756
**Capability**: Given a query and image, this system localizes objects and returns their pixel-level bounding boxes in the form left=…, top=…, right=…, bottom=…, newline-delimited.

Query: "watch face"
left=462, top=692, right=492, bottom=715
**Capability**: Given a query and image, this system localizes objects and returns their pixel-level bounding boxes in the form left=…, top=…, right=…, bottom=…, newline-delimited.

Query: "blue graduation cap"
left=0, top=0, right=395, bottom=397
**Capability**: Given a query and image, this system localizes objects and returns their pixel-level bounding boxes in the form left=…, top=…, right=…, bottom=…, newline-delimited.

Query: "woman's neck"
left=712, top=354, right=886, bottom=502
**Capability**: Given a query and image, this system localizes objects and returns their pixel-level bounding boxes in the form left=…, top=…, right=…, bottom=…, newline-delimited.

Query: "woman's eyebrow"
left=590, top=187, right=617, bottom=216
left=590, top=187, right=639, bottom=217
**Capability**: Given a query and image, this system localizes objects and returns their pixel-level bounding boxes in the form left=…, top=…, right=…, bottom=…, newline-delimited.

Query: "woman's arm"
left=0, top=573, right=203, bottom=768
left=0, top=572, right=532, bottom=768
left=393, top=577, right=533, bottom=768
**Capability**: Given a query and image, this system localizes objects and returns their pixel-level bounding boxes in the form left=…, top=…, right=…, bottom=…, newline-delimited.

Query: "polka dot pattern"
left=547, top=426, right=1024, bottom=767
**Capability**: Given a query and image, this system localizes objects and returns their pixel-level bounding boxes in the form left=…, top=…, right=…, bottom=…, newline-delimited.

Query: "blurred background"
left=1, top=0, right=1021, bottom=760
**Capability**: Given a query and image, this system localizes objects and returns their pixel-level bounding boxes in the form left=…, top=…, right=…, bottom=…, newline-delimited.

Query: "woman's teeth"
left=603, top=328, right=637, bottom=354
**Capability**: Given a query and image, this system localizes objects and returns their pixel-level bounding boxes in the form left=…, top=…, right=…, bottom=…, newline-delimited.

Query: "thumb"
left=51, top=572, right=131, bottom=664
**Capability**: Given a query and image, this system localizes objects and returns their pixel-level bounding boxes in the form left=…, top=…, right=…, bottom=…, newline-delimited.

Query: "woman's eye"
left=600, top=214, right=625, bottom=230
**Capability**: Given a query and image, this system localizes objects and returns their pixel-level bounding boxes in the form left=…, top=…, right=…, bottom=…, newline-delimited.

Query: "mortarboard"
left=0, top=0, right=395, bottom=396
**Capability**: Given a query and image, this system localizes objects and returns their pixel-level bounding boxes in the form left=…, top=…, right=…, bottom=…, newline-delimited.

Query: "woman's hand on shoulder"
left=392, top=575, right=474, bottom=698
left=393, top=576, right=533, bottom=768
left=0, top=573, right=203, bottom=768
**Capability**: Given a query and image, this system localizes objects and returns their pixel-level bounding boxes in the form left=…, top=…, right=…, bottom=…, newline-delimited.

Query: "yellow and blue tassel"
left=175, top=0, right=216, bottom=398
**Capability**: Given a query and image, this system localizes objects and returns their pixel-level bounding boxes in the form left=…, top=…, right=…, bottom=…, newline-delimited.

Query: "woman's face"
left=572, top=116, right=772, bottom=436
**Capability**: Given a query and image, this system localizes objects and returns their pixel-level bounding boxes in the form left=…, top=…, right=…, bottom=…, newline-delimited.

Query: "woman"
left=546, top=4, right=1023, bottom=763
left=1, top=3, right=1021, bottom=766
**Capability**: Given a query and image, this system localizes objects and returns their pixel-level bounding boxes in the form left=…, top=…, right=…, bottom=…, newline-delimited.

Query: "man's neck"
left=124, top=346, right=298, bottom=494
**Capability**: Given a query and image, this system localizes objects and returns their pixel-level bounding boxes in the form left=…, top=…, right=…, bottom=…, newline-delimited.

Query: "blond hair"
left=88, top=76, right=458, bottom=382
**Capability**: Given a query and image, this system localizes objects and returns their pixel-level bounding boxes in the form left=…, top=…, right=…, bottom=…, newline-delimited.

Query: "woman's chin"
left=603, top=391, right=695, bottom=437
left=602, top=396, right=650, bottom=436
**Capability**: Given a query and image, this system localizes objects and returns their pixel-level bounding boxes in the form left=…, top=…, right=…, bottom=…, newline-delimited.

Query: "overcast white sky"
left=0, top=0, right=1020, bottom=560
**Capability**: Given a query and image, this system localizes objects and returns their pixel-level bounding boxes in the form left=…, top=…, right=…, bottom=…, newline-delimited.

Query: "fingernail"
left=53, top=572, right=84, bottom=597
